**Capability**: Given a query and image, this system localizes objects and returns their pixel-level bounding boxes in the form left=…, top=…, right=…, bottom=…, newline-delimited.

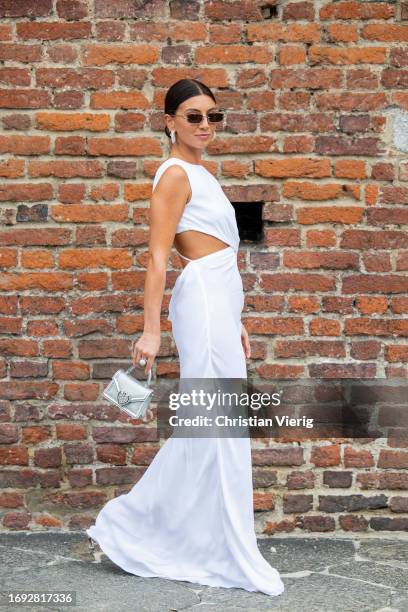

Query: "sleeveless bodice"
left=152, top=158, right=240, bottom=253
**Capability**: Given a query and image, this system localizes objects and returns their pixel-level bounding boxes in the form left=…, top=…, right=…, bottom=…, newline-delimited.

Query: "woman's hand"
left=241, top=322, right=251, bottom=359
left=132, top=332, right=161, bottom=375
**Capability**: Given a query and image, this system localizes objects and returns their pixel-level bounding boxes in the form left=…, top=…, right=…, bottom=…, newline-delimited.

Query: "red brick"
left=309, top=318, right=341, bottom=336
left=22, top=426, right=51, bottom=444
left=306, top=230, right=336, bottom=247
left=0, top=492, right=24, bottom=508
left=0, top=68, right=31, bottom=86
left=56, top=0, right=88, bottom=20
left=0, top=1, right=52, bottom=17
left=0, top=159, right=25, bottom=178
left=83, top=44, right=159, bottom=65
left=385, top=345, right=408, bottom=363
left=0, top=183, right=53, bottom=202
left=247, top=19, right=320, bottom=39
left=344, top=446, right=375, bottom=468
left=54, top=91, right=84, bottom=109
left=284, top=494, right=313, bottom=513
left=353, top=332, right=381, bottom=356
left=0, top=135, right=50, bottom=155
left=321, top=2, right=394, bottom=20
left=327, top=22, right=359, bottom=43
left=17, top=22, right=91, bottom=41
left=252, top=447, right=304, bottom=466
left=0, top=446, right=28, bottom=465
left=36, top=111, right=110, bottom=131
left=96, top=21, right=126, bottom=41
left=258, top=156, right=330, bottom=179
left=88, top=137, right=161, bottom=156
left=357, top=296, right=388, bottom=315
left=378, top=450, right=408, bottom=469
left=97, top=444, right=127, bottom=465
left=280, top=45, right=306, bottom=65
left=2, top=512, right=31, bottom=528
left=28, top=160, right=103, bottom=179
left=311, top=445, right=340, bottom=467
left=298, top=206, right=364, bottom=225
left=260, top=272, right=335, bottom=293
left=284, top=180, right=360, bottom=202
left=47, top=44, right=77, bottom=64
left=196, top=45, right=272, bottom=64
left=253, top=491, right=275, bottom=511
left=339, top=515, right=369, bottom=531
left=286, top=470, right=315, bottom=489
left=300, top=515, right=335, bottom=532
left=54, top=136, right=86, bottom=156
left=0, top=44, right=42, bottom=62
left=345, top=274, right=408, bottom=295
left=34, top=447, right=62, bottom=468
left=363, top=24, right=408, bottom=43
left=284, top=251, right=359, bottom=270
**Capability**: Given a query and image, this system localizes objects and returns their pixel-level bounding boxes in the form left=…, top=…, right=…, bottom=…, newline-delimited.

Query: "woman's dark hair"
left=164, top=78, right=217, bottom=138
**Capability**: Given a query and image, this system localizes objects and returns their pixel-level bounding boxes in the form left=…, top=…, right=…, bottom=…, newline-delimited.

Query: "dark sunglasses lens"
left=186, top=112, right=224, bottom=123
left=186, top=114, right=203, bottom=123
left=208, top=112, right=224, bottom=123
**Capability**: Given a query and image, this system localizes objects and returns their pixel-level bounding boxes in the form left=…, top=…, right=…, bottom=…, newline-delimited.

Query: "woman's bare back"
left=174, top=230, right=230, bottom=267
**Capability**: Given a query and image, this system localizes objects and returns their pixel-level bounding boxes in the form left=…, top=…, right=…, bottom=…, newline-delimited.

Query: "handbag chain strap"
left=126, top=364, right=152, bottom=387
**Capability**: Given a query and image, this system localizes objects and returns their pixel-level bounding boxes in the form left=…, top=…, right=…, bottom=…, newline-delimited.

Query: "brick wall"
left=0, top=0, right=407, bottom=534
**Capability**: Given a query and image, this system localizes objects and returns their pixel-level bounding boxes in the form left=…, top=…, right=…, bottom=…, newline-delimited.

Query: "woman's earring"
left=170, top=130, right=176, bottom=144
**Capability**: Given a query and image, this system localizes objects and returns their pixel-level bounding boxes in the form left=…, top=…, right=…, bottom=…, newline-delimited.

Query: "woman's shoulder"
left=155, top=157, right=197, bottom=173
left=153, top=157, right=194, bottom=188
left=152, top=158, right=193, bottom=192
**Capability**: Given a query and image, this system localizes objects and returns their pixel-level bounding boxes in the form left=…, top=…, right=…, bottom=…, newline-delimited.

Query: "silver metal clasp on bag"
left=117, top=391, right=130, bottom=406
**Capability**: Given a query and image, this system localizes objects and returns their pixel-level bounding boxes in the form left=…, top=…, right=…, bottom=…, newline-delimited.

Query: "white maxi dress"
left=86, top=158, right=285, bottom=597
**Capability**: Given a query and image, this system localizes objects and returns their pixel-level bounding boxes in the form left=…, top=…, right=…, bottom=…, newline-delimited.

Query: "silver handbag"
left=103, top=364, right=154, bottom=419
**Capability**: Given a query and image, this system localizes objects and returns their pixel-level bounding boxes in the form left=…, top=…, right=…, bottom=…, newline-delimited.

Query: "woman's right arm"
left=132, top=165, right=191, bottom=374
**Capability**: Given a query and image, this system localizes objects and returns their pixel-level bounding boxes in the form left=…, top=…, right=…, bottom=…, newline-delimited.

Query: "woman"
left=86, top=79, right=284, bottom=597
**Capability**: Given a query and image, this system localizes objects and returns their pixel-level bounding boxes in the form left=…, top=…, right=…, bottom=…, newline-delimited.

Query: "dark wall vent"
left=260, top=4, right=278, bottom=20
left=231, top=202, right=264, bottom=242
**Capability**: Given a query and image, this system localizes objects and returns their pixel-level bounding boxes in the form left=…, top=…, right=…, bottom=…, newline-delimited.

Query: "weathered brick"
left=323, top=471, right=353, bottom=488
left=83, top=44, right=159, bottom=65
left=321, top=2, right=394, bottom=20
left=2, top=512, right=31, bottom=528
left=54, top=91, right=84, bottom=109
left=318, top=494, right=387, bottom=513
left=355, top=295, right=388, bottom=315
left=310, top=45, right=386, bottom=65
left=298, top=206, right=364, bottom=225
left=34, top=447, right=62, bottom=468
left=97, top=444, right=127, bottom=465
left=17, top=22, right=91, bottom=41
left=0, top=135, right=50, bottom=155
left=63, top=443, right=93, bottom=464
left=56, top=1, right=88, bottom=20
left=300, top=515, right=335, bottom=532
left=88, top=137, right=160, bottom=156
left=339, top=515, right=369, bottom=531
left=47, top=44, right=78, bottom=64
left=283, top=494, right=313, bottom=513
left=0, top=1, right=52, bottom=17
left=363, top=24, right=408, bottom=43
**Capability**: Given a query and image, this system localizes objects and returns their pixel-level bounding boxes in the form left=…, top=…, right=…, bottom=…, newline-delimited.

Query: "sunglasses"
left=171, top=110, right=225, bottom=124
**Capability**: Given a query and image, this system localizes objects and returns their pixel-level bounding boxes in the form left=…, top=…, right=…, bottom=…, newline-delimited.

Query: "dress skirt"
left=86, top=246, right=284, bottom=597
